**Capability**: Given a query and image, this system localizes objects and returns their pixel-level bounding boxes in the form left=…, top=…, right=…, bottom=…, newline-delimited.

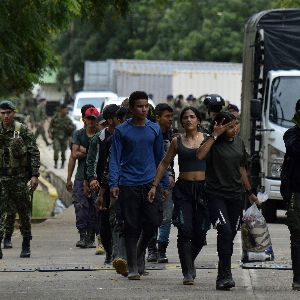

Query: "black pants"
left=207, top=193, right=243, bottom=259
left=287, top=193, right=300, bottom=247
left=119, top=183, right=163, bottom=241
left=173, top=179, right=209, bottom=249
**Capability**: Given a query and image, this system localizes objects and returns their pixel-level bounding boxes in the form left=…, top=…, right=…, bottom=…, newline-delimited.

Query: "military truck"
left=241, top=9, right=300, bottom=222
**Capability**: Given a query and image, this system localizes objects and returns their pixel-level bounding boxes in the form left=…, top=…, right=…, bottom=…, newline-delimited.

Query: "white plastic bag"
left=241, top=203, right=274, bottom=262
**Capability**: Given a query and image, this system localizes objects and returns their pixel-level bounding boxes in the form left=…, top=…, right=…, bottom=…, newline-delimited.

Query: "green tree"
left=0, top=0, right=130, bottom=97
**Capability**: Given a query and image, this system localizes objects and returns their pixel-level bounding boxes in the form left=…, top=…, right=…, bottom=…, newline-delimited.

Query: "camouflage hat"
left=0, top=100, right=16, bottom=110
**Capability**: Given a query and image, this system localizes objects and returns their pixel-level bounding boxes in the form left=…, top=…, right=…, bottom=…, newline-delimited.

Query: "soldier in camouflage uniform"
left=0, top=100, right=40, bottom=259
left=48, top=104, right=75, bottom=169
left=34, top=98, right=50, bottom=146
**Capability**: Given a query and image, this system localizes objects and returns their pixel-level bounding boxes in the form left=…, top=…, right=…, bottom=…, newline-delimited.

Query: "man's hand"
left=248, top=194, right=260, bottom=205
left=111, top=187, right=119, bottom=199
left=90, top=179, right=100, bottom=192
left=66, top=179, right=73, bottom=192
left=79, top=145, right=87, bottom=153
left=95, top=188, right=107, bottom=212
left=30, top=176, right=39, bottom=192
left=83, top=180, right=92, bottom=198
left=148, top=186, right=156, bottom=203
left=169, top=176, right=175, bottom=188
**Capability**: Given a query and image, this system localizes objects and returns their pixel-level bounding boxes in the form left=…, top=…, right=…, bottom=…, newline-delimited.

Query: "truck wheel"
left=261, top=200, right=277, bottom=223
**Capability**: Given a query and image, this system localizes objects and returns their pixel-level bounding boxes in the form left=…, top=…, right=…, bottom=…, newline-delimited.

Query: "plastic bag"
left=241, top=203, right=274, bottom=262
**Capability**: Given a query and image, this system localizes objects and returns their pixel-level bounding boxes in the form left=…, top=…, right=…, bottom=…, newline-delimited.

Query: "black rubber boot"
left=291, top=246, right=300, bottom=291
left=20, top=237, right=31, bottom=258
left=76, top=230, right=87, bottom=248
left=147, top=236, right=158, bottom=262
left=86, top=231, right=96, bottom=248
left=3, top=236, right=13, bottom=249
left=137, top=233, right=150, bottom=276
left=125, top=237, right=140, bottom=280
left=54, top=160, right=58, bottom=169
left=157, top=241, right=168, bottom=263
left=216, top=257, right=235, bottom=290
left=178, top=241, right=194, bottom=285
left=0, top=238, right=3, bottom=259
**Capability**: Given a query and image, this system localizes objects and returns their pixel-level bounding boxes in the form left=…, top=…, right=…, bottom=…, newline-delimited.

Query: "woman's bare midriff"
left=178, top=171, right=205, bottom=181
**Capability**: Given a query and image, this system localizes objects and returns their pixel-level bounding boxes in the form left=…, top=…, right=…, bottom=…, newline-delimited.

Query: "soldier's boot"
left=0, top=238, right=3, bottom=259
left=86, top=231, right=96, bottom=248
left=76, top=230, right=87, bottom=248
left=125, top=237, right=140, bottom=280
left=113, top=235, right=128, bottom=277
left=60, top=160, right=65, bottom=169
left=147, top=236, right=158, bottom=262
left=20, top=237, right=31, bottom=258
left=178, top=241, right=194, bottom=285
left=291, top=246, right=300, bottom=291
left=54, top=160, right=58, bottom=169
left=3, top=236, right=13, bottom=249
left=216, top=256, right=235, bottom=290
left=157, top=241, right=169, bottom=263
left=95, top=234, right=105, bottom=255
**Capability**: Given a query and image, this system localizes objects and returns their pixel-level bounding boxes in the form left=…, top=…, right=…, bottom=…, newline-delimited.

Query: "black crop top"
left=177, top=135, right=206, bottom=172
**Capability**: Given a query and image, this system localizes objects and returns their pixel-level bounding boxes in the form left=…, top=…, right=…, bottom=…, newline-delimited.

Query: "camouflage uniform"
left=48, top=113, right=75, bottom=166
left=34, top=102, right=50, bottom=145
left=0, top=121, right=40, bottom=240
left=23, top=96, right=37, bottom=128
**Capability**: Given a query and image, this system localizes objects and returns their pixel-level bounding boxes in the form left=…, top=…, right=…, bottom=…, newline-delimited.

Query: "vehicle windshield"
left=76, top=98, right=106, bottom=109
left=269, top=76, right=300, bottom=128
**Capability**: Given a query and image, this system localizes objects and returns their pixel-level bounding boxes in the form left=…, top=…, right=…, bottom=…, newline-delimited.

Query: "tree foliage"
left=0, top=0, right=130, bottom=97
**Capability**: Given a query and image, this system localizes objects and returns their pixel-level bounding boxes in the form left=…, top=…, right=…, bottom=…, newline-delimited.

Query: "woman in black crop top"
left=149, top=106, right=210, bottom=286
left=196, top=112, right=259, bottom=291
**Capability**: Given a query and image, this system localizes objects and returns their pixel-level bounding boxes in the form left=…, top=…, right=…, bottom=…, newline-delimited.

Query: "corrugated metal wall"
left=172, top=70, right=242, bottom=106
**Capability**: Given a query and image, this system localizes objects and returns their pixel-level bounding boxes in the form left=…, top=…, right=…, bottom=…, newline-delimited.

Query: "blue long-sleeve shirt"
left=109, top=118, right=169, bottom=188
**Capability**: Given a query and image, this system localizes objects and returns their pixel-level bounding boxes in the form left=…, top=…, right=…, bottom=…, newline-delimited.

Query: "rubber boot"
left=20, top=237, right=31, bottom=258
left=147, top=236, right=157, bottom=262
left=216, top=256, right=235, bottom=290
left=137, top=233, right=150, bottom=276
left=76, top=230, right=87, bottom=248
left=157, top=241, right=168, bottom=263
left=3, top=236, right=13, bottom=249
left=0, top=238, right=3, bottom=259
left=291, top=246, right=300, bottom=291
left=95, top=234, right=105, bottom=255
left=86, top=231, right=96, bottom=248
left=113, top=235, right=128, bottom=277
left=54, top=160, right=58, bottom=169
left=125, top=237, right=140, bottom=280
left=178, top=241, right=194, bottom=285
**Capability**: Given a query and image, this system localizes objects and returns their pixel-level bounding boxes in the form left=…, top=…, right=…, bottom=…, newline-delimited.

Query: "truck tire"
left=261, top=200, right=277, bottom=223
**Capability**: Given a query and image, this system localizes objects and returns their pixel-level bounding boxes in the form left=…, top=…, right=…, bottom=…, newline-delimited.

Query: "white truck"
left=241, top=9, right=300, bottom=222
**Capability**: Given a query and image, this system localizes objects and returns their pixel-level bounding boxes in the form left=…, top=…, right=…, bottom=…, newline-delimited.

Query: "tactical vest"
left=0, top=122, right=28, bottom=175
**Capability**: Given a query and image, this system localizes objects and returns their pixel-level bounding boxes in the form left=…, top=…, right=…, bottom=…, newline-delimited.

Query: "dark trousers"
left=287, top=193, right=300, bottom=247
left=73, top=180, right=95, bottom=231
left=119, top=183, right=163, bottom=241
left=207, top=193, right=244, bottom=259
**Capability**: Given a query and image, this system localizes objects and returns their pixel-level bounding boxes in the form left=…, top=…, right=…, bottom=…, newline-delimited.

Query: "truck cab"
left=241, top=9, right=300, bottom=222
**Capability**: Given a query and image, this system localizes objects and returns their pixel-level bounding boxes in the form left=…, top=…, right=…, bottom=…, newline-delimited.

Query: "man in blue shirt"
left=109, top=91, right=169, bottom=280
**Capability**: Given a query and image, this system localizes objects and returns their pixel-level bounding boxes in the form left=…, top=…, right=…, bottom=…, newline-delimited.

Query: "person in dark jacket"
left=282, top=99, right=300, bottom=291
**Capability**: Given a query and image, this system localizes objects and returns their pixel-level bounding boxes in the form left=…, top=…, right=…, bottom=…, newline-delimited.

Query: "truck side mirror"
left=251, top=99, right=262, bottom=120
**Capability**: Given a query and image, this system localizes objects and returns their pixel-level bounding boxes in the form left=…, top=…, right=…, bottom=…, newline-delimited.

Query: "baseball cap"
left=0, top=100, right=16, bottom=111
left=84, top=107, right=100, bottom=119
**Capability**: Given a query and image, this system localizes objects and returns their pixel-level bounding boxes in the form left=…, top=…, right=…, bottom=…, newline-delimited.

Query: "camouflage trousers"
left=4, top=212, right=16, bottom=238
left=0, top=176, right=32, bottom=239
left=35, top=125, right=49, bottom=145
left=53, top=138, right=68, bottom=162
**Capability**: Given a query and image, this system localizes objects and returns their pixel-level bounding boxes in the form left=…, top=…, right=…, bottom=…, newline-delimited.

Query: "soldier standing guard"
left=48, top=104, right=75, bottom=169
left=0, top=100, right=40, bottom=259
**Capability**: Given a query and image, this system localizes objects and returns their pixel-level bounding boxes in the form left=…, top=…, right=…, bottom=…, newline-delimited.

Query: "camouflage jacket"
left=0, top=121, right=40, bottom=177
left=48, top=113, right=75, bottom=139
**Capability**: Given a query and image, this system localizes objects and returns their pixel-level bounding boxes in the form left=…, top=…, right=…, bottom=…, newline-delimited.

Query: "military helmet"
left=203, top=94, right=225, bottom=107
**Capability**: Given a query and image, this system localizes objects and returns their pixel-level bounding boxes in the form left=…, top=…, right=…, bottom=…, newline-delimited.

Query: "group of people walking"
left=0, top=92, right=299, bottom=291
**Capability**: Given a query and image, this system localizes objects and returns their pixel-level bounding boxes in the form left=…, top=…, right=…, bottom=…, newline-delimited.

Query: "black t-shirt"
left=206, top=135, right=248, bottom=197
